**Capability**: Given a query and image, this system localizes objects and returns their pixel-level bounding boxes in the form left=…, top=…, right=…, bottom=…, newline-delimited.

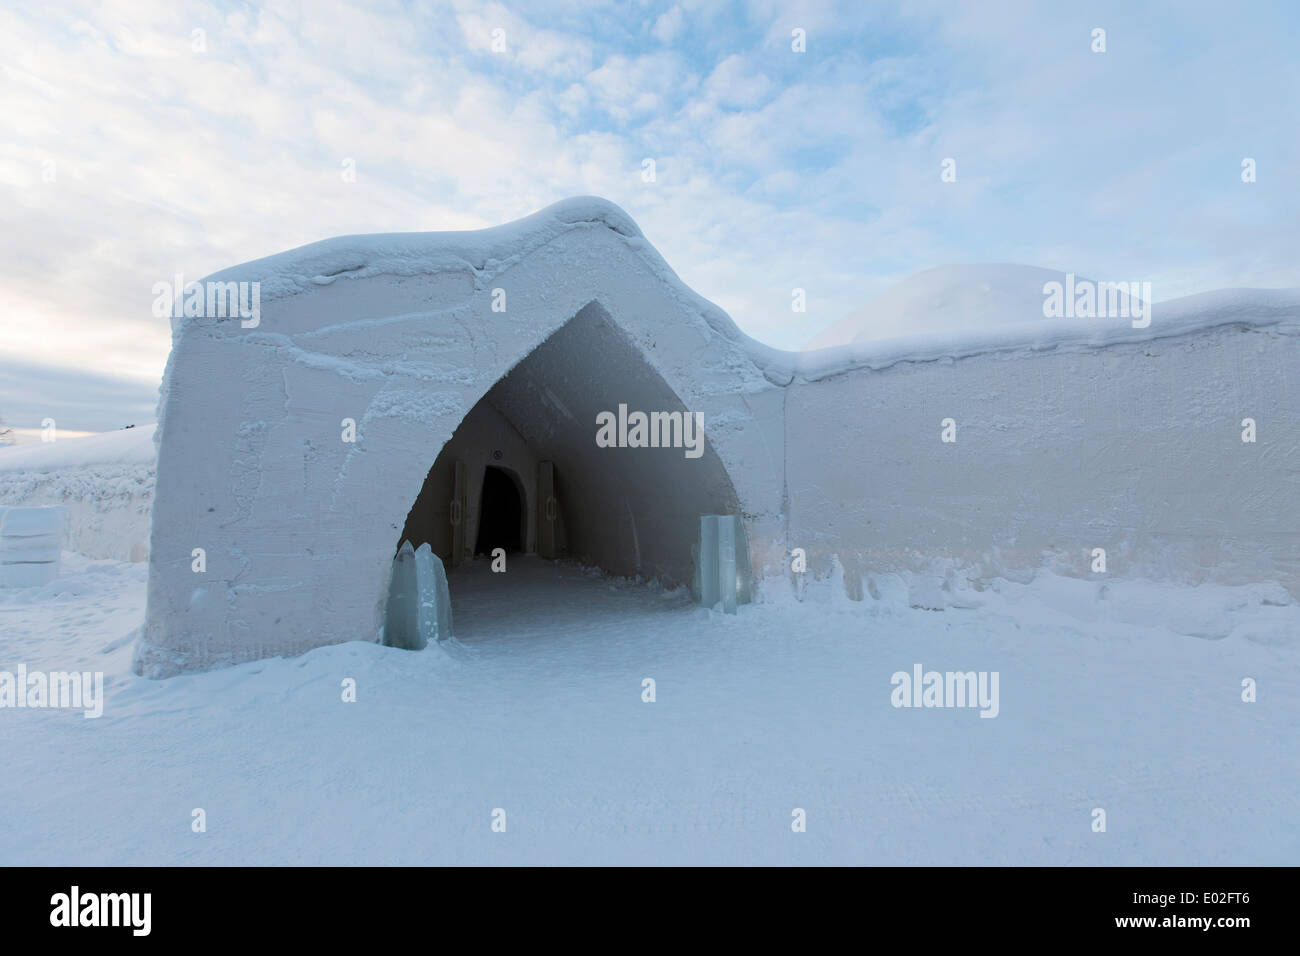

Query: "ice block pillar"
left=693, top=514, right=753, bottom=613
left=383, top=540, right=453, bottom=649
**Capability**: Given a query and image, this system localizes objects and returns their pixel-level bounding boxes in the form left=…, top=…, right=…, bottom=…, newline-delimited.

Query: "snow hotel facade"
left=135, top=197, right=1300, bottom=675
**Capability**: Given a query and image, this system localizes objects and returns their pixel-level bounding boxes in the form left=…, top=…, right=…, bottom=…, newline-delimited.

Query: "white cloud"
left=701, top=54, right=773, bottom=108
left=651, top=5, right=685, bottom=43
left=0, top=0, right=1296, bottom=431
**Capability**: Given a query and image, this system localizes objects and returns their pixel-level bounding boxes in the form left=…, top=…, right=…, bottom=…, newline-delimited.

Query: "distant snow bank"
left=0, top=426, right=156, bottom=562
left=789, top=286, right=1300, bottom=382
left=801, top=264, right=1300, bottom=368
left=0, top=425, right=157, bottom=472
left=806, top=264, right=1087, bottom=349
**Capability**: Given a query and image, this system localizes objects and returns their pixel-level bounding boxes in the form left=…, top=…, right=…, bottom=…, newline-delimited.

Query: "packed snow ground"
left=2, top=553, right=1297, bottom=865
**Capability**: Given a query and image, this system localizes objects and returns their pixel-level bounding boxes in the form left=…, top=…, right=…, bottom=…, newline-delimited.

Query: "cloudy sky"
left=2, top=0, right=1297, bottom=433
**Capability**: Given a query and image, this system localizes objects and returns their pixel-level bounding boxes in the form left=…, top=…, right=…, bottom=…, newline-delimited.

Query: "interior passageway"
left=398, top=301, right=742, bottom=596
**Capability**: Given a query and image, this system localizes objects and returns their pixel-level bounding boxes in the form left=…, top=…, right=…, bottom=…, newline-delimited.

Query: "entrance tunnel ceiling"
left=469, top=301, right=741, bottom=585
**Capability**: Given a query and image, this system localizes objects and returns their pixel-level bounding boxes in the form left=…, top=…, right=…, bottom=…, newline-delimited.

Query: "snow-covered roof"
left=198, top=196, right=1300, bottom=387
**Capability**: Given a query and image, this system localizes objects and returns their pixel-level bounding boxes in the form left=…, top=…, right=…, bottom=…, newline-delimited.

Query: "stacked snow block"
left=382, top=540, right=453, bottom=649
left=0, top=505, right=67, bottom=588
left=692, top=514, right=754, bottom=614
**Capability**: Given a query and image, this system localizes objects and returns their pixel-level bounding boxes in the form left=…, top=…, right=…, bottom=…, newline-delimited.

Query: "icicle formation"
left=382, top=541, right=453, bottom=649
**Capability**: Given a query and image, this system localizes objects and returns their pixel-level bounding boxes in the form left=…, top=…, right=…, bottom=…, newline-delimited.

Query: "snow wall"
left=138, top=196, right=1300, bottom=675
left=0, top=426, right=155, bottom=562
left=787, top=316, right=1300, bottom=599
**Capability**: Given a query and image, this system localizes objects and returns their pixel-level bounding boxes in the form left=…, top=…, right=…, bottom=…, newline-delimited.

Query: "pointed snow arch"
left=138, top=199, right=786, bottom=676
left=398, top=301, right=743, bottom=582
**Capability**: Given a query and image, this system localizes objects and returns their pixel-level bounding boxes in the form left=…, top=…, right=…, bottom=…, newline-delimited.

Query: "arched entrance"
left=138, top=198, right=778, bottom=677
left=474, top=466, right=524, bottom=556
left=395, top=300, right=744, bottom=632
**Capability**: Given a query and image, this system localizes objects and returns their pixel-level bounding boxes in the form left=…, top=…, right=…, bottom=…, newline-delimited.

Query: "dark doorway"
left=475, top=466, right=523, bottom=556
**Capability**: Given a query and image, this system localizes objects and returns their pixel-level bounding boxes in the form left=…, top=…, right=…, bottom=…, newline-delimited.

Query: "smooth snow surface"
left=0, top=505, right=65, bottom=588
left=3, top=554, right=1296, bottom=865
left=0, top=426, right=156, bottom=473
left=806, top=264, right=1087, bottom=348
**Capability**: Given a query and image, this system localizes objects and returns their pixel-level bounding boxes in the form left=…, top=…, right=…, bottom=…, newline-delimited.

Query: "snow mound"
left=806, top=264, right=1092, bottom=348
left=0, top=426, right=157, bottom=473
